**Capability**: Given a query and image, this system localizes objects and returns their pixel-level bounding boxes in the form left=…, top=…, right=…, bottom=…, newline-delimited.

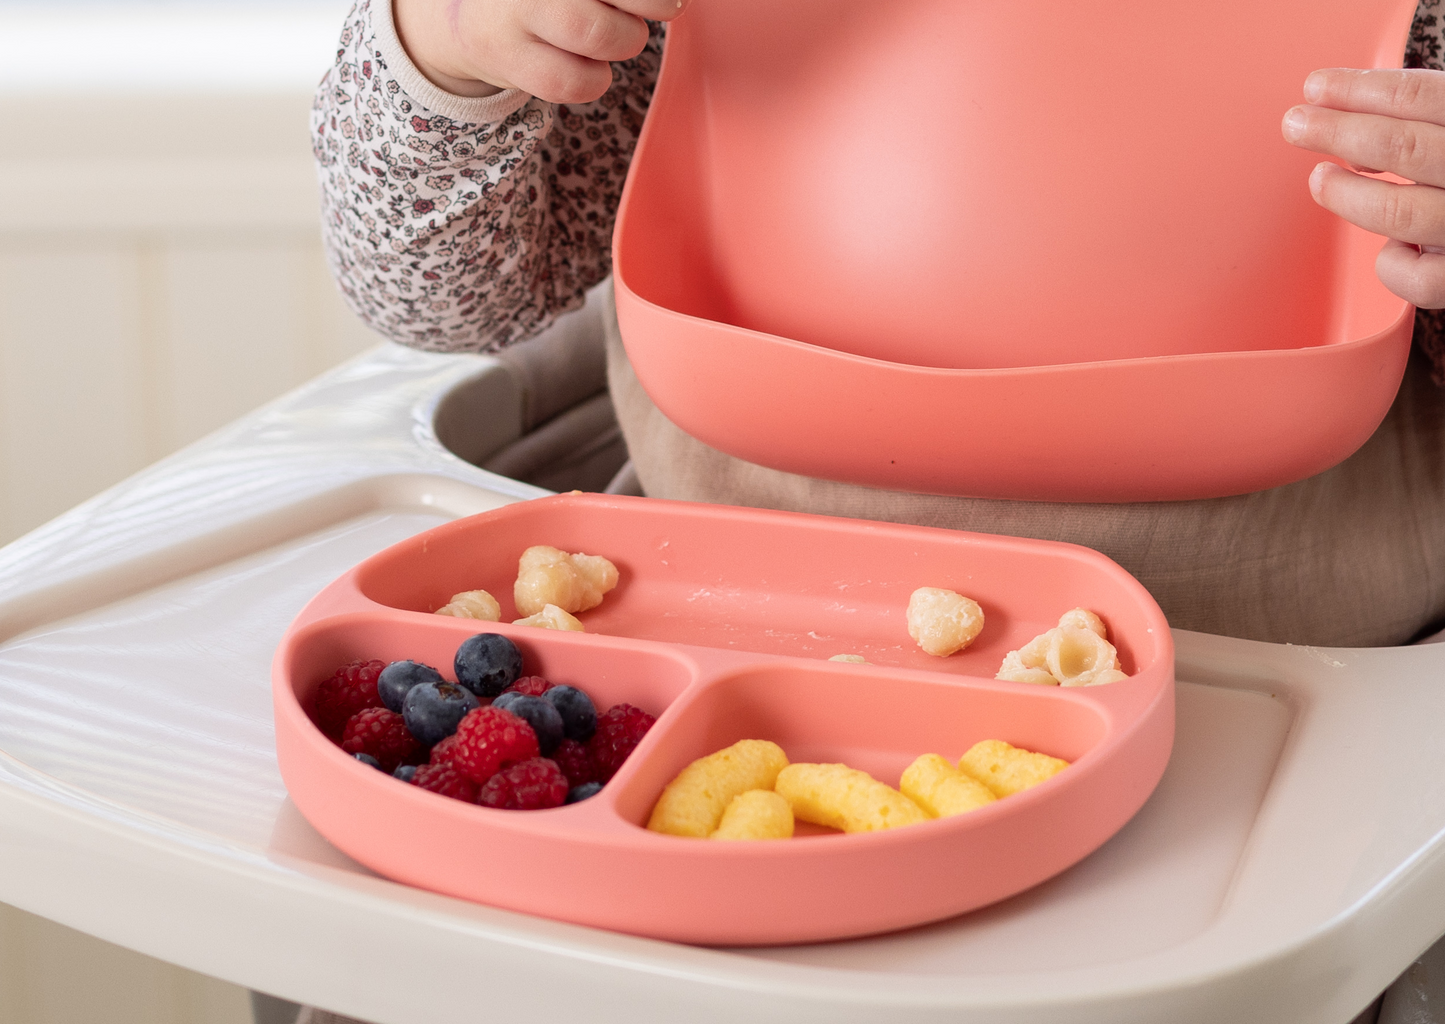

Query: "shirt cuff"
left=372, top=0, right=533, bottom=124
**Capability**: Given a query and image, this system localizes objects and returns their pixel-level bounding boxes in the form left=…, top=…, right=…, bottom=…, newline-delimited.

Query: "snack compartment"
left=343, top=493, right=1168, bottom=679
left=599, top=654, right=1169, bottom=943
left=609, top=659, right=1111, bottom=831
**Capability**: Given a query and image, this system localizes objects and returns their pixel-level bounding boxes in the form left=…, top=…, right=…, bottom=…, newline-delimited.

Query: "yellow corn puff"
left=647, top=740, right=790, bottom=838
left=957, top=740, right=1069, bottom=798
left=710, top=790, right=794, bottom=840
left=900, top=753, right=997, bottom=817
left=775, top=763, right=929, bottom=833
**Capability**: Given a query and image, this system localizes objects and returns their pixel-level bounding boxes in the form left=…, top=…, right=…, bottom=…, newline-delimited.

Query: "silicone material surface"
left=613, top=0, right=1417, bottom=501
left=274, top=493, right=1174, bottom=944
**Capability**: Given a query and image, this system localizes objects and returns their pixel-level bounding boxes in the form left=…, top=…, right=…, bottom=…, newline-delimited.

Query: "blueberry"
left=454, top=633, right=523, bottom=699
left=402, top=680, right=480, bottom=746
left=543, top=685, right=597, bottom=742
left=491, top=691, right=522, bottom=713
left=393, top=764, right=418, bottom=783
left=353, top=753, right=382, bottom=770
left=566, top=782, right=603, bottom=804
left=378, top=660, right=444, bottom=713
left=497, top=694, right=564, bottom=755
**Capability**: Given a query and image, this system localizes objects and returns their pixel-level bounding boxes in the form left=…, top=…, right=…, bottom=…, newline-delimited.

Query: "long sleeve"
left=1405, top=0, right=1445, bottom=381
left=311, top=0, right=661, bottom=353
left=1408, top=0, right=1445, bottom=69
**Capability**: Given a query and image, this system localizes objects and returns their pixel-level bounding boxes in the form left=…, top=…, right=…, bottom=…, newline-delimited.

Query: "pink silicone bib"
left=613, top=0, right=1416, bottom=500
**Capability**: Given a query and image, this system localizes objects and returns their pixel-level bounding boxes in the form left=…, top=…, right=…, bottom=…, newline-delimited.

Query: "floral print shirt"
left=312, top=0, right=659, bottom=353
left=314, top=0, right=1445, bottom=365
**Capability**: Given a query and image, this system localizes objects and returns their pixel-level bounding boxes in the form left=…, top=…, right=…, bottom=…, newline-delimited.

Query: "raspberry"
left=505, top=675, right=554, bottom=697
left=550, top=738, right=596, bottom=787
left=451, top=706, right=539, bottom=784
left=410, top=762, right=478, bottom=802
left=341, top=707, right=420, bottom=773
left=312, top=659, right=386, bottom=739
left=477, top=758, right=569, bottom=810
left=429, top=732, right=462, bottom=766
left=587, top=704, right=655, bottom=782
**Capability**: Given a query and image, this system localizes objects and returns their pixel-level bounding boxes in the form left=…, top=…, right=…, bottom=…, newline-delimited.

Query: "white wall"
left=0, top=4, right=374, bottom=1021
left=0, top=5, right=379, bottom=550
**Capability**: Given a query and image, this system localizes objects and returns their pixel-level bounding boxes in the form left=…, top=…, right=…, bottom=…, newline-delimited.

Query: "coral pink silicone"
left=273, top=494, right=1174, bottom=945
left=612, top=0, right=1417, bottom=502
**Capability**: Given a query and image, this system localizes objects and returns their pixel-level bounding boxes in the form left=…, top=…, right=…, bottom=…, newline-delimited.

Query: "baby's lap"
left=603, top=289, right=1445, bottom=647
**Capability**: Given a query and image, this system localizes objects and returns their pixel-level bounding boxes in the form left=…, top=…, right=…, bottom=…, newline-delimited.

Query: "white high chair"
left=0, top=290, right=1442, bottom=1024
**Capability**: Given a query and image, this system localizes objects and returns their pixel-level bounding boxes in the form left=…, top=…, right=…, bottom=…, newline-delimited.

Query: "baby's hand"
left=1282, top=68, right=1445, bottom=308
left=394, top=0, right=686, bottom=104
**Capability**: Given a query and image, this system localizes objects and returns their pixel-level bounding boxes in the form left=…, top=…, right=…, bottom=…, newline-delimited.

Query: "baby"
left=297, top=5, right=1445, bottom=1024
left=376, top=0, right=1445, bottom=310
left=312, top=0, right=1445, bottom=655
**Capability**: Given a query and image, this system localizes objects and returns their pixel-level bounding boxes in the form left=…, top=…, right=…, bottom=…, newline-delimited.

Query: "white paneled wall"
left=0, top=5, right=375, bottom=1021
left=0, top=92, right=378, bottom=547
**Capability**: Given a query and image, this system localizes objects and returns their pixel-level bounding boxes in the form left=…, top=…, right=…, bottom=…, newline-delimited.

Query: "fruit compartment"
left=281, top=610, right=694, bottom=728
left=609, top=659, right=1113, bottom=835
left=273, top=612, right=697, bottom=843
left=343, top=493, right=1164, bottom=678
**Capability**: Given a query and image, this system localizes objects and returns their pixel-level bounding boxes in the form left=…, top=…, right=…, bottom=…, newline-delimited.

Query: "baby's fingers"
left=497, top=0, right=652, bottom=102
left=524, top=0, right=650, bottom=65
left=1310, top=162, right=1445, bottom=247
left=608, top=0, right=692, bottom=20
left=503, top=38, right=616, bottom=103
left=1283, top=106, right=1445, bottom=188
left=1302, top=68, right=1445, bottom=126
left=1376, top=238, right=1445, bottom=308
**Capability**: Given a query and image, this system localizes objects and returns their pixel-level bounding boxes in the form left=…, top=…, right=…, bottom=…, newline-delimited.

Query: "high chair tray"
left=614, top=0, right=1417, bottom=502
left=274, top=494, right=1174, bottom=944
left=1, top=346, right=1443, bottom=1023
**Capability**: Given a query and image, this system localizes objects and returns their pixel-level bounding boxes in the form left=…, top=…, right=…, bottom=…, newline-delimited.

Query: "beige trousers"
left=603, top=283, right=1445, bottom=648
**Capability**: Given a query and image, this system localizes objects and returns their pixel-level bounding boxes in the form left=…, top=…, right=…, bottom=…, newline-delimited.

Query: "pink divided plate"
left=613, top=0, right=1417, bottom=502
left=273, top=494, right=1174, bottom=945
